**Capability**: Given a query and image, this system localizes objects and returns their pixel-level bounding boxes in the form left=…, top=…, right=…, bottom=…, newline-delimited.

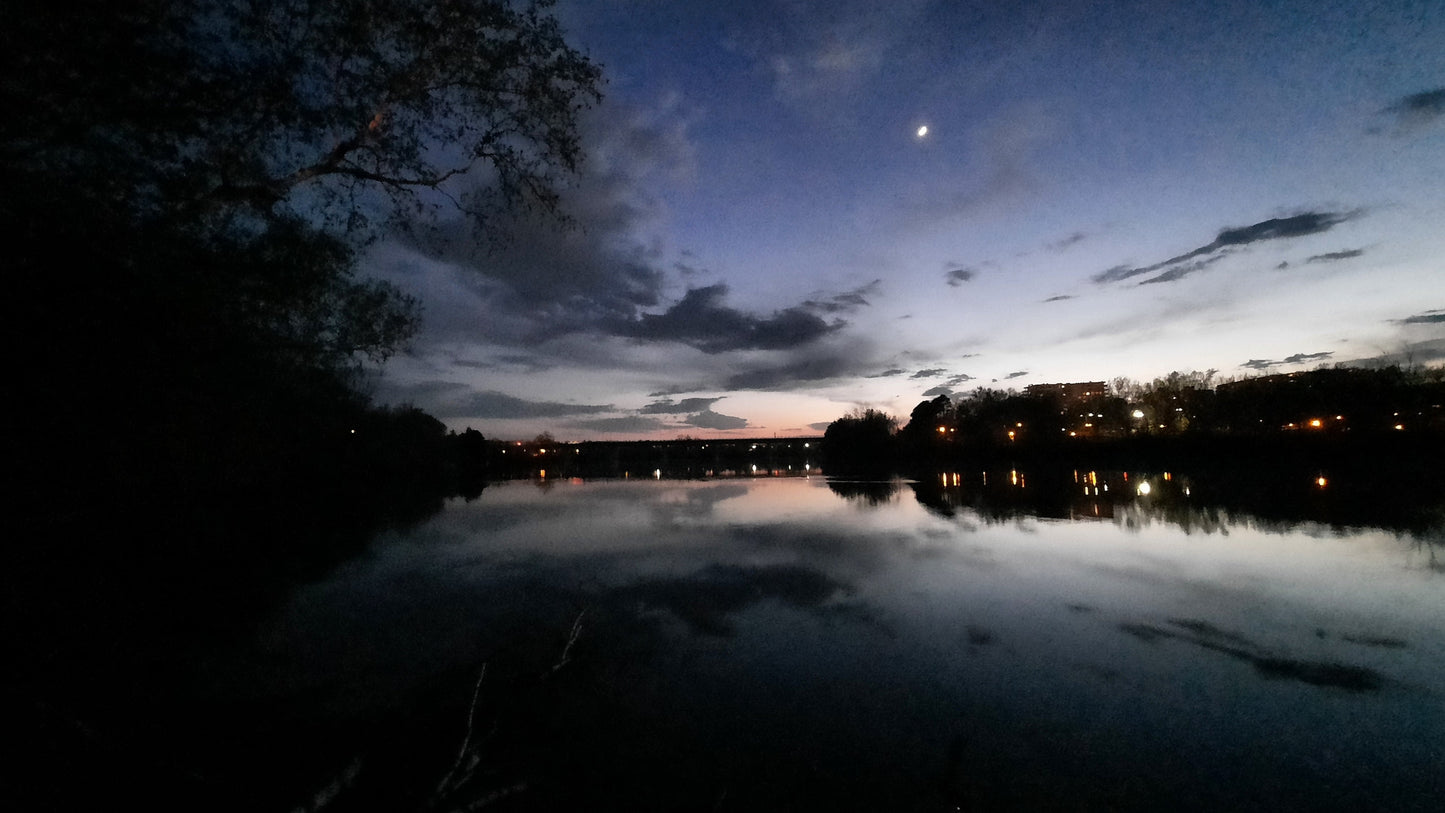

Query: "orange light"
left=1316, top=476, right=1328, bottom=488
left=1309, top=419, right=1322, bottom=428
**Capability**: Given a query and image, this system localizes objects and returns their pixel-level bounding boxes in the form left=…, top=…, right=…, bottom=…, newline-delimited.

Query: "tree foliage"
left=823, top=409, right=899, bottom=468
left=6, top=0, right=602, bottom=498
left=3, top=0, right=603, bottom=237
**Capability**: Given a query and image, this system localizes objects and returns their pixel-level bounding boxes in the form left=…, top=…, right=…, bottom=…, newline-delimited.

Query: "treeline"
left=825, top=365, right=1445, bottom=469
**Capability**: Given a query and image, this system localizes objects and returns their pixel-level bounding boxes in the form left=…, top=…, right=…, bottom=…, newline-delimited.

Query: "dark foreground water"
left=10, top=470, right=1445, bottom=811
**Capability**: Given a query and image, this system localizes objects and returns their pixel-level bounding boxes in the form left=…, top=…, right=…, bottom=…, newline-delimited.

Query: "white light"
left=916, top=125, right=928, bottom=138
left=1137, top=481, right=1152, bottom=496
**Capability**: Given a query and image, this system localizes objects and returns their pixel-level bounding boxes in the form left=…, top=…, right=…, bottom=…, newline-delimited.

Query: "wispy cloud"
left=1381, top=87, right=1445, bottom=130
left=910, top=368, right=947, bottom=379
left=802, top=279, right=882, bottom=313
left=381, top=382, right=615, bottom=419
left=1003, top=370, right=1029, bottom=379
left=1094, top=211, right=1355, bottom=285
left=1046, top=232, right=1087, bottom=252
left=1398, top=308, right=1445, bottom=325
left=1043, top=294, right=1074, bottom=302
left=1240, top=351, right=1333, bottom=371
left=640, top=397, right=726, bottom=414
left=1305, top=248, right=1364, bottom=264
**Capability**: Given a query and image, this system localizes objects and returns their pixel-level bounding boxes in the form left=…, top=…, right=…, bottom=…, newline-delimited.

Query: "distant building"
left=1024, top=382, right=1111, bottom=437
left=1024, top=382, right=1107, bottom=407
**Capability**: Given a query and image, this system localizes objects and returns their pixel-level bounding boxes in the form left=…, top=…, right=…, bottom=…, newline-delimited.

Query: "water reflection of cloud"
left=614, top=563, right=851, bottom=636
left=1116, top=617, right=1385, bottom=693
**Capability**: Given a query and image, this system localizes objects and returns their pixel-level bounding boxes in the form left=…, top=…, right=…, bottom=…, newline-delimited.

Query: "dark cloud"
left=920, top=386, right=953, bottom=397
left=611, top=284, right=842, bottom=354
left=802, top=280, right=882, bottom=314
left=1138, top=253, right=1228, bottom=285
left=721, top=343, right=876, bottom=391
left=1382, top=87, right=1445, bottom=129
left=1398, top=309, right=1445, bottom=325
left=945, top=374, right=975, bottom=386
left=944, top=265, right=978, bottom=287
left=1003, top=370, right=1028, bottom=379
left=617, top=564, right=848, bottom=637
left=376, top=100, right=701, bottom=350
left=1046, top=232, right=1087, bottom=251
left=684, top=410, right=749, bottom=430
left=1241, top=351, right=1333, bottom=371
left=808, top=421, right=832, bottom=432
left=640, top=396, right=725, bottom=414
left=1305, top=248, right=1364, bottom=264
left=866, top=368, right=907, bottom=378
left=910, top=368, right=947, bottom=379
left=569, top=415, right=670, bottom=434
left=1093, top=211, right=1354, bottom=285
left=380, top=381, right=614, bottom=419
left=1043, top=294, right=1074, bottom=302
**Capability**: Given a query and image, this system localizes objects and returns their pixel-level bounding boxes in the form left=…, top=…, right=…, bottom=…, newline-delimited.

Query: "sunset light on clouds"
left=368, top=0, right=1445, bottom=440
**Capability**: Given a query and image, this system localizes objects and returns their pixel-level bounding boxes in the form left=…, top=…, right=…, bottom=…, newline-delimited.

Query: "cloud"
left=1003, top=370, right=1028, bottom=379
left=802, top=280, right=882, bottom=313
left=684, top=410, right=749, bottom=430
left=1398, top=309, right=1445, bottom=325
left=379, top=381, right=614, bottom=419
left=866, top=368, right=907, bottom=378
left=1382, top=87, right=1445, bottom=129
left=910, top=368, right=947, bottom=379
left=945, top=374, right=975, bottom=386
left=569, top=415, right=670, bottom=434
left=376, top=99, right=703, bottom=351
left=1043, top=294, right=1074, bottom=302
left=1137, top=253, right=1228, bottom=285
left=720, top=341, right=880, bottom=391
left=617, top=563, right=848, bottom=637
left=944, top=265, right=977, bottom=287
left=1093, top=211, right=1355, bottom=285
left=1305, top=248, right=1364, bottom=264
left=730, top=1, right=930, bottom=110
left=1046, top=232, right=1087, bottom=252
left=920, top=386, right=953, bottom=397
left=610, top=284, right=842, bottom=353
left=640, top=396, right=725, bottom=414
left=1240, top=351, right=1333, bottom=371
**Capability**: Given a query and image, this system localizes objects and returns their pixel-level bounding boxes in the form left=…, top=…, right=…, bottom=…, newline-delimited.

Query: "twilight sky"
left=368, top=0, right=1445, bottom=440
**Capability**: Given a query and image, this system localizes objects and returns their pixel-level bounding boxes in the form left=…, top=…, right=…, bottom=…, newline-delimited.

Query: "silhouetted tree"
left=3, top=0, right=602, bottom=237
left=823, top=409, right=899, bottom=468
left=6, top=0, right=601, bottom=502
left=898, top=394, right=954, bottom=455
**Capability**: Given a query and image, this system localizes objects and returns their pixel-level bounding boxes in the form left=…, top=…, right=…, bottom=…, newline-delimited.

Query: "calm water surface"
left=204, top=472, right=1445, bottom=811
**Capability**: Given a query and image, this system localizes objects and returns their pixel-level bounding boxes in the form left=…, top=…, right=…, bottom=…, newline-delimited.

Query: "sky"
left=367, top=0, right=1445, bottom=440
